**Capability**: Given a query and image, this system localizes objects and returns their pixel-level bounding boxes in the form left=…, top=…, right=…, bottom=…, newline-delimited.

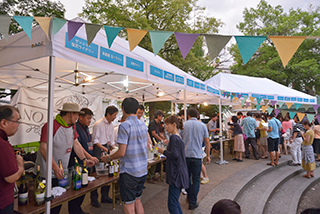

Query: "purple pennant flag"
left=270, top=100, right=277, bottom=107
left=68, top=21, right=83, bottom=41
left=174, top=32, right=200, bottom=59
left=317, top=115, right=320, bottom=123
left=274, top=109, right=280, bottom=117
left=246, top=102, right=250, bottom=108
left=237, top=94, right=242, bottom=99
left=312, top=104, right=320, bottom=113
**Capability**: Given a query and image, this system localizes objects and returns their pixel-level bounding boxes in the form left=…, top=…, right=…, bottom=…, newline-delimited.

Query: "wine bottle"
left=108, top=161, right=114, bottom=177
left=81, top=160, right=88, bottom=187
left=18, top=171, right=28, bottom=206
left=114, top=160, right=119, bottom=176
left=34, top=165, right=45, bottom=206
left=58, top=159, right=68, bottom=188
left=73, top=157, right=81, bottom=190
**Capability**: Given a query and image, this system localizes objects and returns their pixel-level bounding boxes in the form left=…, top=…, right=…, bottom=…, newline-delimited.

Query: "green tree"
left=0, top=0, right=65, bottom=34
left=229, top=0, right=320, bottom=95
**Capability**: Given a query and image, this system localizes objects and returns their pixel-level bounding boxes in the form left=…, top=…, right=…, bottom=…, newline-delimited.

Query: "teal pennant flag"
left=288, top=111, right=296, bottom=119
left=52, top=18, right=67, bottom=35
left=307, top=114, right=315, bottom=123
left=104, top=26, right=124, bottom=48
left=256, top=104, right=261, bottom=112
left=149, top=30, right=173, bottom=55
left=85, top=23, right=102, bottom=46
left=13, top=16, right=33, bottom=40
left=234, top=36, right=267, bottom=64
left=241, top=99, right=245, bottom=106
left=203, top=34, right=232, bottom=60
left=256, top=98, right=262, bottom=104
left=294, top=103, right=302, bottom=110
left=267, top=107, right=273, bottom=114
left=243, top=95, right=248, bottom=100
left=278, top=101, right=285, bottom=107
left=0, top=15, right=11, bottom=41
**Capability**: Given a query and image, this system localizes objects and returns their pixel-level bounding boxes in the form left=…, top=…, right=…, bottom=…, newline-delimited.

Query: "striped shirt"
left=117, top=115, right=148, bottom=177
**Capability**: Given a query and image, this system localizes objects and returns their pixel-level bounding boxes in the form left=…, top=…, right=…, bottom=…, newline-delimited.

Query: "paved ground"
left=59, top=150, right=265, bottom=214
left=297, top=176, right=320, bottom=213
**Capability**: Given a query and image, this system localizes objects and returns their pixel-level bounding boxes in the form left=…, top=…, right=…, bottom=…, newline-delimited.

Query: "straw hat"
left=58, top=103, right=84, bottom=114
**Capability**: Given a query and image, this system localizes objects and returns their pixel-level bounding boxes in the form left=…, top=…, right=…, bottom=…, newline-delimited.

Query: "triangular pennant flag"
left=234, top=97, right=238, bottom=103
left=246, top=102, right=250, bottom=108
left=268, top=107, right=274, bottom=114
left=263, top=99, right=269, bottom=105
left=34, top=17, right=51, bottom=38
left=269, top=36, right=306, bottom=67
left=256, top=104, right=261, bottom=112
left=241, top=100, right=245, bottom=106
left=288, top=111, right=296, bottom=119
left=274, top=109, right=280, bottom=117
left=68, top=21, right=83, bottom=41
left=286, top=102, right=293, bottom=109
left=312, top=104, right=320, bottom=113
left=303, top=104, right=310, bottom=111
left=297, top=112, right=305, bottom=122
left=174, top=32, right=200, bottom=59
left=270, top=100, right=277, bottom=107
left=294, top=103, right=302, bottom=110
left=126, top=28, right=148, bottom=51
left=52, top=18, right=67, bottom=35
left=278, top=101, right=285, bottom=107
left=237, top=94, right=242, bottom=99
left=256, top=98, right=262, bottom=104
left=231, top=93, right=236, bottom=97
left=230, top=95, right=234, bottom=101
left=261, top=106, right=268, bottom=113
left=149, top=30, right=173, bottom=55
left=243, top=95, right=248, bottom=100
left=316, top=115, right=320, bottom=124
left=307, top=114, right=315, bottom=123
left=226, top=93, right=230, bottom=98
left=103, top=26, right=124, bottom=48
left=13, top=16, right=33, bottom=40
left=250, top=97, right=255, bottom=103
left=0, top=15, right=11, bottom=41
left=203, top=34, right=232, bottom=60
left=85, top=23, right=101, bottom=46
left=281, top=110, right=288, bottom=116
left=234, top=36, right=267, bottom=64
left=223, top=92, right=227, bottom=97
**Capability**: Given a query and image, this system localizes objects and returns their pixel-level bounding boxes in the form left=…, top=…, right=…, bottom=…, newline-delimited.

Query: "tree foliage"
left=229, top=0, right=320, bottom=95
left=0, top=0, right=65, bottom=34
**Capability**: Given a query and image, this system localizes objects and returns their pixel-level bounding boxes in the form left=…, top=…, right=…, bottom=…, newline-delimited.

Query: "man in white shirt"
left=91, top=106, right=118, bottom=206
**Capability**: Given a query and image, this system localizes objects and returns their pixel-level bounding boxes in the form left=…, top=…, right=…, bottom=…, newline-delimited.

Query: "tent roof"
left=0, top=18, right=219, bottom=103
left=205, top=73, right=316, bottom=104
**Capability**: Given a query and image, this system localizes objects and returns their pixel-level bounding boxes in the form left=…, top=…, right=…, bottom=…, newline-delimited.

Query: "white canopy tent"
left=0, top=18, right=221, bottom=213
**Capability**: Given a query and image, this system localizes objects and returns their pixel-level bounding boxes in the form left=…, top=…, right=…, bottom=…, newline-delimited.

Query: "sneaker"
left=181, top=188, right=187, bottom=195
left=200, top=177, right=209, bottom=184
left=237, top=159, right=243, bottom=162
left=189, top=202, right=199, bottom=210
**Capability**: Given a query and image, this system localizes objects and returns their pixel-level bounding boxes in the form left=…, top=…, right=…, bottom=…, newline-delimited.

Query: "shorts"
left=268, top=137, right=279, bottom=152
left=260, top=136, right=268, bottom=146
left=119, top=173, right=147, bottom=204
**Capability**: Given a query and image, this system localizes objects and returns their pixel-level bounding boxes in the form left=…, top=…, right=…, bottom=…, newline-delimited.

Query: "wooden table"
left=147, top=157, right=166, bottom=180
left=14, top=174, right=118, bottom=214
left=210, top=138, right=234, bottom=155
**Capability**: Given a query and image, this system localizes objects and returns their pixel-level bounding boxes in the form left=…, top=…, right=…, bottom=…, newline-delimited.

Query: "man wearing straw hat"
left=35, top=103, right=98, bottom=214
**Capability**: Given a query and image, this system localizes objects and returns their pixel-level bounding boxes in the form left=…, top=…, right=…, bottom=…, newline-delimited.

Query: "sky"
left=57, top=0, right=319, bottom=35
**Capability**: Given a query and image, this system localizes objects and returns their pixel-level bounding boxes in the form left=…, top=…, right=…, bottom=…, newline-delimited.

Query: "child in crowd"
left=157, top=115, right=189, bottom=214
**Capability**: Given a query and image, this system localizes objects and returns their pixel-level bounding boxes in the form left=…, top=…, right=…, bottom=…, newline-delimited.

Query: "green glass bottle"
left=34, top=165, right=45, bottom=206
left=73, top=157, right=81, bottom=190
left=18, top=171, right=28, bottom=206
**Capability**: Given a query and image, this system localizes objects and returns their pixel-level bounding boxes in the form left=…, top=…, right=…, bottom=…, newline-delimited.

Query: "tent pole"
left=216, top=94, right=228, bottom=165
left=45, top=56, right=55, bottom=213
left=171, top=101, right=174, bottom=115
left=184, top=89, right=187, bottom=120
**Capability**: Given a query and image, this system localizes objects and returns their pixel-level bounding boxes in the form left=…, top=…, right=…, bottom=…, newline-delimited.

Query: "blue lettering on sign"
left=214, top=89, right=219, bottom=94
left=187, top=79, right=193, bottom=87
left=206, top=86, right=211, bottom=93
left=252, top=94, right=259, bottom=98
left=304, top=98, right=309, bottom=102
left=100, top=47, right=123, bottom=66
left=65, top=33, right=98, bottom=58
left=164, top=71, right=174, bottom=81
left=194, top=82, right=200, bottom=89
left=150, top=65, right=163, bottom=78
left=126, top=57, right=144, bottom=72
left=310, top=99, right=316, bottom=103
left=268, top=96, right=274, bottom=100
left=291, top=97, right=297, bottom=101
left=285, top=97, right=290, bottom=101
left=297, top=98, right=303, bottom=102
left=175, top=75, right=184, bottom=84
left=278, top=96, right=284, bottom=101
left=201, top=84, right=205, bottom=90
left=241, top=93, right=249, bottom=97
left=260, top=95, right=267, bottom=99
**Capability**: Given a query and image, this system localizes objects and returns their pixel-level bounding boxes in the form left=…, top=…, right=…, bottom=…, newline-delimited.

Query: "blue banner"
left=278, top=96, right=284, bottom=101
left=65, top=33, right=98, bottom=58
left=100, top=47, right=123, bottom=66
left=164, top=71, right=174, bottom=82
left=297, top=98, right=303, bottom=102
left=260, top=95, right=267, bottom=99
left=285, top=97, right=291, bottom=101
left=175, top=75, right=184, bottom=84
left=150, top=65, right=163, bottom=78
left=200, top=84, right=205, bottom=90
left=126, top=57, right=144, bottom=72
left=252, top=94, right=259, bottom=98
left=187, top=79, right=193, bottom=87
left=310, top=99, right=316, bottom=103
left=194, top=82, right=200, bottom=89
left=291, top=97, right=297, bottom=101
left=268, top=95, right=274, bottom=100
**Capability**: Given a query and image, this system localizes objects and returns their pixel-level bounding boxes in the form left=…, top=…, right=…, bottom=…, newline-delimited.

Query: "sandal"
left=267, top=162, right=275, bottom=166
left=303, top=174, right=311, bottom=178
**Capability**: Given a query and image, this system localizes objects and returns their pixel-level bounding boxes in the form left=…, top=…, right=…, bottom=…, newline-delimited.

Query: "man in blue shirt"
left=266, top=113, right=281, bottom=166
left=241, top=112, right=259, bottom=160
left=181, top=108, right=211, bottom=210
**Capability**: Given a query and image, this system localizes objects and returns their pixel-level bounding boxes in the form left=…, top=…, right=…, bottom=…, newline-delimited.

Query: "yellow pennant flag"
left=34, top=17, right=51, bottom=38
left=261, top=106, right=268, bottom=113
left=250, top=97, right=255, bottom=103
left=234, top=97, right=238, bottom=102
left=268, top=36, right=306, bottom=67
left=126, top=28, right=148, bottom=51
left=286, top=102, right=293, bottom=109
left=296, top=112, right=305, bottom=122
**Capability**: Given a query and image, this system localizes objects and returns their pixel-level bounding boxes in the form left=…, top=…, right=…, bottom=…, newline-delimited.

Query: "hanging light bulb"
left=157, top=91, right=165, bottom=97
left=84, top=75, right=95, bottom=82
left=123, top=76, right=129, bottom=87
left=203, top=101, right=208, bottom=106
